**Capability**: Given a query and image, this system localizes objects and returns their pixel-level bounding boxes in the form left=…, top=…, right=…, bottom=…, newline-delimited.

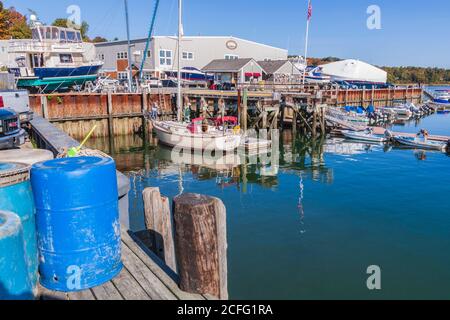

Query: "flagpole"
left=302, top=0, right=311, bottom=85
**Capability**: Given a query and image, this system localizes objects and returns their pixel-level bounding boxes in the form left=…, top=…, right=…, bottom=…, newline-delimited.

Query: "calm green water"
left=89, top=113, right=450, bottom=300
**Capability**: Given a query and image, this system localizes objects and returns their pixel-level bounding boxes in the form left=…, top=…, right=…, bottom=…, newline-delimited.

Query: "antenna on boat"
left=124, top=0, right=134, bottom=92
left=302, top=0, right=312, bottom=85
left=177, top=0, right=183, bottom=122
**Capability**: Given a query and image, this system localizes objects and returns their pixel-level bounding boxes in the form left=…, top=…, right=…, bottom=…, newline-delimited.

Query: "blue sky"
left=4, top=0, right=450, bottom=68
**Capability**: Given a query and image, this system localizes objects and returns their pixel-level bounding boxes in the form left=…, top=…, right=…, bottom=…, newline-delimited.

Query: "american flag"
left=307, top=0, right=312, bottom=21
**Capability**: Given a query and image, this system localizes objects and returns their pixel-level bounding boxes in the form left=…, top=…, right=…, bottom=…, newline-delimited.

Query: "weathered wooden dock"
left=38, top=229, right=209, bottom=300
left=27, top=86, right=423, bottom=139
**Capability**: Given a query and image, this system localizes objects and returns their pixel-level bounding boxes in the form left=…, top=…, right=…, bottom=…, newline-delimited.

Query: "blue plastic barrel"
left=0, top=162, right=38, bottom=296
left=31, top=157, right=122, bottom=292
left=0, top=211, right=34, bottom=300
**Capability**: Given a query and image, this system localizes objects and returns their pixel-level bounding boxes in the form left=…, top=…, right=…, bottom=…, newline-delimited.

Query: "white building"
left=94, top=36, right=288, bottom=80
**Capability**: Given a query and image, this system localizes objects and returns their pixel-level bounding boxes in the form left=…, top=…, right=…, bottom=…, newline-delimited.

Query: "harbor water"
left=88, top=111, right=450, bottom=300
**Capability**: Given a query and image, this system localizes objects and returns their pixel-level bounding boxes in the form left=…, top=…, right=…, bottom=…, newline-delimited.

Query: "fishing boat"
left=7, top=25, right=102, bottom=93
left=152, top=118, right=241, bottom=151
left=393, top=136, right=447, bottom=151
left=152, top=0, right=241, bottom=152
left=341, top=129, right=389, bottom=143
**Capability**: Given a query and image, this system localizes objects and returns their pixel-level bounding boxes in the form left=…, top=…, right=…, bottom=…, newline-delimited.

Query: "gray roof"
left=202, top=58, right=255, bottom=72
left=257, top=60, right=290, bottom=74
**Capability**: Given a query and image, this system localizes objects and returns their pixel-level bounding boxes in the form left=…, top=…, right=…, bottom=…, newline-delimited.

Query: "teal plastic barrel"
left=0, top=162, right=38, bottom=296
left=0, top=211, right=34, bottom=300
left=31, top=157, right=122, bottom=292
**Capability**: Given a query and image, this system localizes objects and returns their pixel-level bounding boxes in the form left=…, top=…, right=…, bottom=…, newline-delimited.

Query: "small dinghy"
left=341, top=129, right=389, bottom=143
left=393, top=136, right=447, bottom=151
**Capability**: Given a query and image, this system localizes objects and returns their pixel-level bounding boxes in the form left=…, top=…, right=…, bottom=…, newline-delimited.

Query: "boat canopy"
left=319, top=59, right=387, bottom=84
left=31, top=26, right=82, bottom=43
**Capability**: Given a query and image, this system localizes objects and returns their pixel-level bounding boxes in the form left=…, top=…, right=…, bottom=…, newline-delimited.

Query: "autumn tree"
left=0, top=2, right=31, bottom=39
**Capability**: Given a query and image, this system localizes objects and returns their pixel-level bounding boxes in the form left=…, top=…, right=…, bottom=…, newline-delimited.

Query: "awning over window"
left=245, top=72, right=262, bottom=77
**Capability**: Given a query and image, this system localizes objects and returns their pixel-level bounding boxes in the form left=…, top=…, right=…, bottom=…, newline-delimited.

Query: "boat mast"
left=177, top=0, right=183, bottom=122
left=302, top=0, right=312, bottom=85
left=124, top=0, right=134, bottom=92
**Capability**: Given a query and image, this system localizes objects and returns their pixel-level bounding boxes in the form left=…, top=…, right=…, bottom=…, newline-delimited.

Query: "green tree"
left=51, top=18, right=90, bottom=41
left=91, top=36, right=107, bottom=43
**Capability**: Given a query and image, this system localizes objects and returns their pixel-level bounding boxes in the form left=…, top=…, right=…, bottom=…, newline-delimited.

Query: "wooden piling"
left=173, top=193, right=228, bottom=300
left=241, top=88, right=248, bottom=132
left=107, top=92, right=115, bottom=138
left=41, top=95, right=49, bottom=119
left=142, top=188, right=177, bottom=273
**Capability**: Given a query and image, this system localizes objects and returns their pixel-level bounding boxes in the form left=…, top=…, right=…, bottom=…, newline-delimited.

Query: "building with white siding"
left=94, top=36, right=288, bottom=81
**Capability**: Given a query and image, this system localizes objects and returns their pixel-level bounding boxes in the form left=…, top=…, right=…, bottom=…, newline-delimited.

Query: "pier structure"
left=27, top=85, right=423, bottom=140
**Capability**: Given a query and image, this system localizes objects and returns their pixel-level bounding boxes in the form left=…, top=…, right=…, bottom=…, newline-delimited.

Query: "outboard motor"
left=384, top=130, right=394, bottom=141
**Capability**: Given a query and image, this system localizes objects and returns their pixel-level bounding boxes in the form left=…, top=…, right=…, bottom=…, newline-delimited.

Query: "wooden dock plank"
left=67, top=289, right=96, bottom=301
left=38, top=229, right=207, bottom=301
left=124, top=230, right=205, bottom=300
left=111, top=267, right=151, bottom=300
left=121, top=244, right=178, bottom=300
left=38, top=284, right=68, bottom=300
left=91, top=282, right=124, bottom=300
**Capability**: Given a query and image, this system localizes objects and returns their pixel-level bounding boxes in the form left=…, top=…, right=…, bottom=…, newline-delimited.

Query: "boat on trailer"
left=7, top=25, right=102, bottom=92
left=393, top=136, right=447, bottom=151
left=341, top=129, right=389, bottom=143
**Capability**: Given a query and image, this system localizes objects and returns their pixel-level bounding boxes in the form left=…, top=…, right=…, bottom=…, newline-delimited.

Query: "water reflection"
left=86, top=131, right=398, bottom=190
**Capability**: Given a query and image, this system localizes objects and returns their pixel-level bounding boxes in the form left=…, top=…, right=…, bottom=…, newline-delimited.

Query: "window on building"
left=98, top=53, right=105, bottom=60
left=225, top=54, right=239, bottom=60
left=117, top=52, right=128, bottom=60
left=147, top=51, right=151, bottom=58
left=159, top=50, right=173, bottom=66
left=118, top=72, right=128, bottom=80
left=182, top=51, right=194, bottom=60
left=59, top=54, right=73, bottom=64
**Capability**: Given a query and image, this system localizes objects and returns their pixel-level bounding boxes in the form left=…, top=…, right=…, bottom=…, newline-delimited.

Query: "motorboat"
left=341, top=129, right=389, bottom=143
left=393, top=136, right=447, bottom=151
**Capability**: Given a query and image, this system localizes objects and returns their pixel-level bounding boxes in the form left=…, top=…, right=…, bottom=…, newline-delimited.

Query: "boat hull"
left=394, top=136, right=446, bottom=151
left=153, top=121, right=241, bottom=152
left=33, top=65, right=102, bottom=78
left=341, top=130, right=387, bottom=143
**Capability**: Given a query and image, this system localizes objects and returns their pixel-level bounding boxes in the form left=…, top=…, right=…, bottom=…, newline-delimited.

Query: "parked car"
left=0, top=90, right=34, bottom=125
left=0, top=108, right=26, bottom=150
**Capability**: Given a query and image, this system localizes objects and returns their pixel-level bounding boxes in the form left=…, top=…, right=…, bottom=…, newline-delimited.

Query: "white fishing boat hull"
left=394, top=136, right=446, bottom=151
left=153, top=121, right=241, bottom=152
left=341, top=130, right=388, bottom=143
